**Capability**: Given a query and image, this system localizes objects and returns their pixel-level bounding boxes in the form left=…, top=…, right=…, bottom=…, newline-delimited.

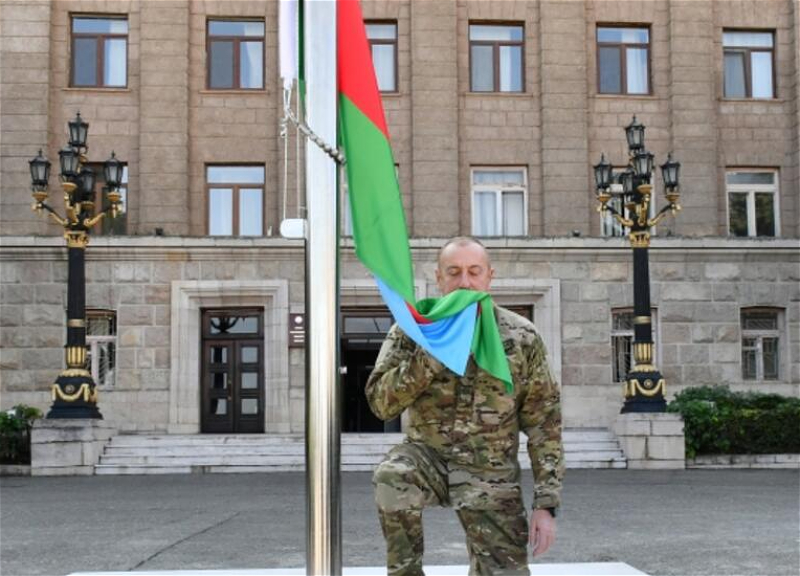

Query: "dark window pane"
left=724, top=51, right=746, bottom=97
left=209, top=20, right=264, bottom=37
left=726, top=171, right=775, bottom=185
left=499, top=45, right=522, bottom=92
left=209, top=40, right=234, bottom=88
left=372, top=43, right=396, bottom=91
left=754, top=192, right=776, bottom=236
left=626, top=47, right=648, bottom=94
left=471, top=44, right=494, bottom=91
left=73, top=38, right=98, bottom=86
left=751, top=51, right=774, bottom=98
left=742, top=311, right=778, bottom=331
left=470, top=24, right=523, bottom=42
left=210, top=398, right=227, bottom=415
left=240, top=41, right=263, bottom=88
left=741, top=344, right=757, bottom=380
left=211, top=372, right=228, bottom=390
left=762, top=337, right=779, bottom=379
left=728, top=192, right=749, bottom=236
left=598, top=46, right=621, bottom=93
left=104, top=38, right=127, bottom=86
left=73, top=18, right=128, bottom=34
left=211, top=346, right=228, bottom=364
left=343, top=316, right=393, bottom=335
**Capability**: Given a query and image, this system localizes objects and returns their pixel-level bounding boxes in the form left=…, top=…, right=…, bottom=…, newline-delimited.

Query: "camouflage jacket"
left=366, top=305, right=564, bottom=511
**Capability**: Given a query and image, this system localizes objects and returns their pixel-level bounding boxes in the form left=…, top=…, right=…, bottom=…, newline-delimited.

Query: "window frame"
left=70, top=14, right=129, bottom=89
left=365, top=20, right=398, bottom=94
left=86, top=309, right=117, bottom=388
left=84, top=162, right=128, bottom=236
left=205, top=165, right=266, bottom=237
left=595, top=24, right=651, bottom=96
left=206, top=18, right=266, bottom=91
left=468, top=21, right=525, bottom=93
left=470, top=166, right=528, bottom=237
left=740, top=307, right=783, bottom=381
left=725, top=168, right=780, bottom=237
left=600, top=169, right=656, bottom=237
left=611, top=308, right=659, bottom=383
left=722, top=29, right=776, bottom=99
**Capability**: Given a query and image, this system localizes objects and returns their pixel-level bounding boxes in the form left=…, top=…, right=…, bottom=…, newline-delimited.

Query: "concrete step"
left=95, top=428, right=627, bottom=474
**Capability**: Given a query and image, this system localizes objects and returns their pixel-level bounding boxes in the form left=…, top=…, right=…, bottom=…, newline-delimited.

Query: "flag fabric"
left=337, top=0, right=512, bottom=391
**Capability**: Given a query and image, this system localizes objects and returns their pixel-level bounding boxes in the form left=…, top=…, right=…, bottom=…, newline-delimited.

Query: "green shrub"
left=0, top=405, right=43, bottom=465
left=667, top=386, right=800, bottom=458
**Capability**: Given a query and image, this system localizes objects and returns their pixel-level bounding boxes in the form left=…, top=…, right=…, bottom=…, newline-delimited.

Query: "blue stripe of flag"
left=376, top=277, right=476, bottom=376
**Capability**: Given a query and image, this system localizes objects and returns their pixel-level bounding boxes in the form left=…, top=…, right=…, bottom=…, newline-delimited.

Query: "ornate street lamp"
left=28, top=113, right=124, bottom=419
left=594, top=116, right=682, bottom=413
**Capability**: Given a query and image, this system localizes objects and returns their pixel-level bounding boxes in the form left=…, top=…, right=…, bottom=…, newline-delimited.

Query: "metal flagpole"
left=304, top=0, right=341, bottom=574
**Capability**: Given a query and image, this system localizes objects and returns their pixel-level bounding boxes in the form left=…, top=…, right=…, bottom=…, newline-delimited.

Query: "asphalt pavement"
left=0, top=469, right=797, bottom=576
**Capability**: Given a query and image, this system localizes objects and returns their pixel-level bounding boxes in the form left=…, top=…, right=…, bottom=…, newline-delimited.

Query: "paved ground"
left=1, top=469, right=797, bottom=576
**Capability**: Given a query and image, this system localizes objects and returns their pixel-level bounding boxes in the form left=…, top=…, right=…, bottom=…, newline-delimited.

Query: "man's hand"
left=529, top=508, right=556, bottom=557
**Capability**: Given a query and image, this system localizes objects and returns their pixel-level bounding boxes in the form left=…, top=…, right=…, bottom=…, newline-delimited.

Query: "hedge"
left=0, top=405, right=42, bottom=465
left=666, top=386, right=800, bottom=459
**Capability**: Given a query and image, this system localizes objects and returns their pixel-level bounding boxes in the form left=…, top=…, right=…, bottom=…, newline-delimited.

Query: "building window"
left=723, top=30, right=775, bottom=99
left=471, top=168, right=527, bottom=237
left=70, top=16, right=128, bottom=88
left=600, top=170, right=655, bottom=237
left=87, top=310, right=116, bottom=387
left=85, top=163, right=128, bottom=235
left=469, top=23, right=524, bottom=93
left=596, top=26, right=650, bottom=95
left=206, top=165, right=265, bottom=236
left=726, top=170, right=779, bottom=237
left=611, top=309, right=658, bottom=383
left=207, top=19, right=265, bottom=90
left=741, top=309, right=782, bottom=381
left=366, top=22, right=397, bottom=92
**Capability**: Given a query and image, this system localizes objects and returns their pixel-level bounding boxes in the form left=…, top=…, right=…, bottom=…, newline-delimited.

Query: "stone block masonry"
left=614, top=412, right=685, bottom=469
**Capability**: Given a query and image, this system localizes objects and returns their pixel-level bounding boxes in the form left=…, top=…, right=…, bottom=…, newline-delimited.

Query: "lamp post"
left=28, top=112, right=124, bottom=419
left=593, top=116, right=682, bottom=413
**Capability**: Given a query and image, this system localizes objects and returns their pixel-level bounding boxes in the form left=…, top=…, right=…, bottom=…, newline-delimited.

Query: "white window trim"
left=470, top=166, right=528, bottom=237
left=86, top=310, right=117, bottom=388
left=610, top=307, right=660, bottom=383
left=740, top=307, right=784, bottom=381
left=725, top=169, right=781, bottom=237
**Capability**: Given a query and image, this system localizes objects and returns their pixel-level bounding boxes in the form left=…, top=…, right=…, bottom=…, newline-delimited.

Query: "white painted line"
left=69, top=562, right=648, bottom=576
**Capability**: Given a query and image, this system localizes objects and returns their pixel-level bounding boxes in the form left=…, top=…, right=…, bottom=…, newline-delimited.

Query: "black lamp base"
left=621, top=369, right=667, bottom=414
left=46, top=374, right=103, bottom=419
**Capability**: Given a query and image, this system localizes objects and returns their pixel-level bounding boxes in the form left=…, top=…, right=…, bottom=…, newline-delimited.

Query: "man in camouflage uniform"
left=366, top=237, right=564, bottom=576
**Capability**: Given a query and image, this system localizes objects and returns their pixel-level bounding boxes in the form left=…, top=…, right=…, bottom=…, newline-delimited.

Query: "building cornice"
left=0, top=235, right=797, bottom=262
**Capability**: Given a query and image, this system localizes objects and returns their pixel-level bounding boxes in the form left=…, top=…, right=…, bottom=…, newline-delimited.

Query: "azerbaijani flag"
left=337, top=0, right=512, bottom=391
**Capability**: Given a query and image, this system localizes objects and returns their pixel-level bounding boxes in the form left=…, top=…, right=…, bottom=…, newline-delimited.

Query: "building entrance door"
left=340, top=309, right=400, bottom=433
left=201, top=308, right=265, bottom=433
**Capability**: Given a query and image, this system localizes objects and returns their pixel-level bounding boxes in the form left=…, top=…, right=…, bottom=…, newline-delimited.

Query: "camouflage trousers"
left=373, top=442, right=530, bottom=576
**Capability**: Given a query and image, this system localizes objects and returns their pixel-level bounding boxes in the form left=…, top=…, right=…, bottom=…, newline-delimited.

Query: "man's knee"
left=373, top=456, right=427, bottom=513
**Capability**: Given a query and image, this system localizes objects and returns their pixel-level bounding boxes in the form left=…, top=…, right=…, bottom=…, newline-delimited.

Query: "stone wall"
left=1, top=237, right=797, bottom=433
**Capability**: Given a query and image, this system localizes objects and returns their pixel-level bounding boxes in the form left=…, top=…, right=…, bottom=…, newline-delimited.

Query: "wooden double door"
left=201, top=309, right=264, bottom=433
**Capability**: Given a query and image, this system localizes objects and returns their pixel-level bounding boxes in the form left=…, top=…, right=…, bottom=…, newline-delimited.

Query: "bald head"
left=435, top=237, right=494, bottom=295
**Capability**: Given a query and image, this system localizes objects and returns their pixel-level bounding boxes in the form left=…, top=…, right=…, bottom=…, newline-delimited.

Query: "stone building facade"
left=1, top=0, right=798, bottom=435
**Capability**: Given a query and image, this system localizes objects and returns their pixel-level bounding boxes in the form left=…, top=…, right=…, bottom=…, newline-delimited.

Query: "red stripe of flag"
left=337, top=0, right=389, bottom=139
